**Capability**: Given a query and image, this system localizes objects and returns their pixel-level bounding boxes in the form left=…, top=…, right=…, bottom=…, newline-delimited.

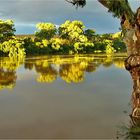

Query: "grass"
left=15, top=34, right=35, bottom=39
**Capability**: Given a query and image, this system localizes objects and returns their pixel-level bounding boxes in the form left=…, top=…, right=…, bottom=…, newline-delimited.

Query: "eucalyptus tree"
left=66, top=0, right=140, bottom=137
left=66, top=0, right=140, bottom=58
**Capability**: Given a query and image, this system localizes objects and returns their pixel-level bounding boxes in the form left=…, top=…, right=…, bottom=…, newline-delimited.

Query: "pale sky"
left=0, top=0, right=140, bottom=34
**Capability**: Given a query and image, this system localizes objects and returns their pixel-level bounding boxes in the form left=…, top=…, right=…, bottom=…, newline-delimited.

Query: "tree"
left=66, top=0, right=139, bottom=55
left=0, top=19, right=15, bottom=43
left=35, top=22, right=57, bottom=39
left=67, top=0, right=140, bottom=66
left=59, top=20, right=85, bottom=41
left=84, top=29, right=96, bottom=40
left=66, top=0, right=140, bottom=133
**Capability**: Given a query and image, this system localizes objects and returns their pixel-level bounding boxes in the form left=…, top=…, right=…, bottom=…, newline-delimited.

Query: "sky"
left=0, top=0, right=140, bottom=34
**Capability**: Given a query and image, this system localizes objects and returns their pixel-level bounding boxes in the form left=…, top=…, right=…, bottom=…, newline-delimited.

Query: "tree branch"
left=65, top=0, right=86, bottom=7
left=65, top=0, right=135, bottom=25
left=97, top=0, right=109, bottom=9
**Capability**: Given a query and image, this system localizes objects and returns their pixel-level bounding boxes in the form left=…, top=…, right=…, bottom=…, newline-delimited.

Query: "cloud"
left=0, top=0, right=139, bottom=34
left=0, top=0, right=109, bottom=23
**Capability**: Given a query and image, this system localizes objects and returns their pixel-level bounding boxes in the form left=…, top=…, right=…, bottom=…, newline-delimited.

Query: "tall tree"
left=66, top=0, right=140, bottom=55
left=67, top=0, right=140, bottom=132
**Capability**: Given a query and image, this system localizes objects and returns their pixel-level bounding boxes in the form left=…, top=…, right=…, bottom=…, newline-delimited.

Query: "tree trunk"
left=124, top=7, right=140, bottom=126
left=129, top=66, right=140, bottom=126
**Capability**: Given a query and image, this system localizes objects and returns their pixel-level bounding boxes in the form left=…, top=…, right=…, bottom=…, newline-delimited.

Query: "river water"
left=0, top=54, right=133, bottom=139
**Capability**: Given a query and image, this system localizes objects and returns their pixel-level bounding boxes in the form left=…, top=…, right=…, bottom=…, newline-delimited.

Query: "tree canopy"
left=66, top=0, right=137, bottom=29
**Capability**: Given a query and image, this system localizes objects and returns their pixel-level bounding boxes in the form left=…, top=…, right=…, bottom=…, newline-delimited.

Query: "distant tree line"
left=0, top=19, right=126, bottom=58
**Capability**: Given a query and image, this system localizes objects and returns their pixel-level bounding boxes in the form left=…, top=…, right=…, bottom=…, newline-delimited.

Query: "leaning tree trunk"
left=124, top=7, right=140, bottom=126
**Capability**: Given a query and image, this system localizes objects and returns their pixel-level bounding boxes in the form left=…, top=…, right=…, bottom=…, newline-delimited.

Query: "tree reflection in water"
left=0, top=55, right=127, bottom=89
left=0, top=57, right=24, bottom=89
left=59, top=63, right=85, bottom=83
left=102, top=55, right=113, bottom=67
left=3, top=55, right=138, bottom=138
left=0, top=69, right=16, bottom=89
left=114, top=57, right=125, bottom=69
left=23, top=55, right=126, bottom=84
left=36, top=65, right=57, bottom=83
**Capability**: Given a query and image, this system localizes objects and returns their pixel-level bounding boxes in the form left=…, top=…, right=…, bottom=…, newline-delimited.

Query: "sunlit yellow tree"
left=35, top=23, right=57, bottom=39
left=59, top=20, right=94, bottom=53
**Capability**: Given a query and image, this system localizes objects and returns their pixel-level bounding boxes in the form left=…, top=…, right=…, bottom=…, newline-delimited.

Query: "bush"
left=0, top=38, right=25, bottom=58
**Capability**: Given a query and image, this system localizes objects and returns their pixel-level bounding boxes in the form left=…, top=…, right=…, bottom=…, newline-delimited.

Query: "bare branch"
left=65, top=0, right=86, bottom=7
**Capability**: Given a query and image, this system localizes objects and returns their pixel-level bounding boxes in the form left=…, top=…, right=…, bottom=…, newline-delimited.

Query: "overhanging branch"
left=98, top=0, right=109, bottom=9
left=65, top=0, right=135, bottom=25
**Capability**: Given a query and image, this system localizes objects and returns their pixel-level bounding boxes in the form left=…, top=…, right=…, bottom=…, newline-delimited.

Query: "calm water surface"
left=0, top=54, right=133, bottom=139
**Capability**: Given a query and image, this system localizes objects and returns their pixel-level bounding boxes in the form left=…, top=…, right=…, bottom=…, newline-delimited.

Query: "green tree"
left=84, top=29, right=96, bottom=40
left=0, top=19, right=15, bottom=42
